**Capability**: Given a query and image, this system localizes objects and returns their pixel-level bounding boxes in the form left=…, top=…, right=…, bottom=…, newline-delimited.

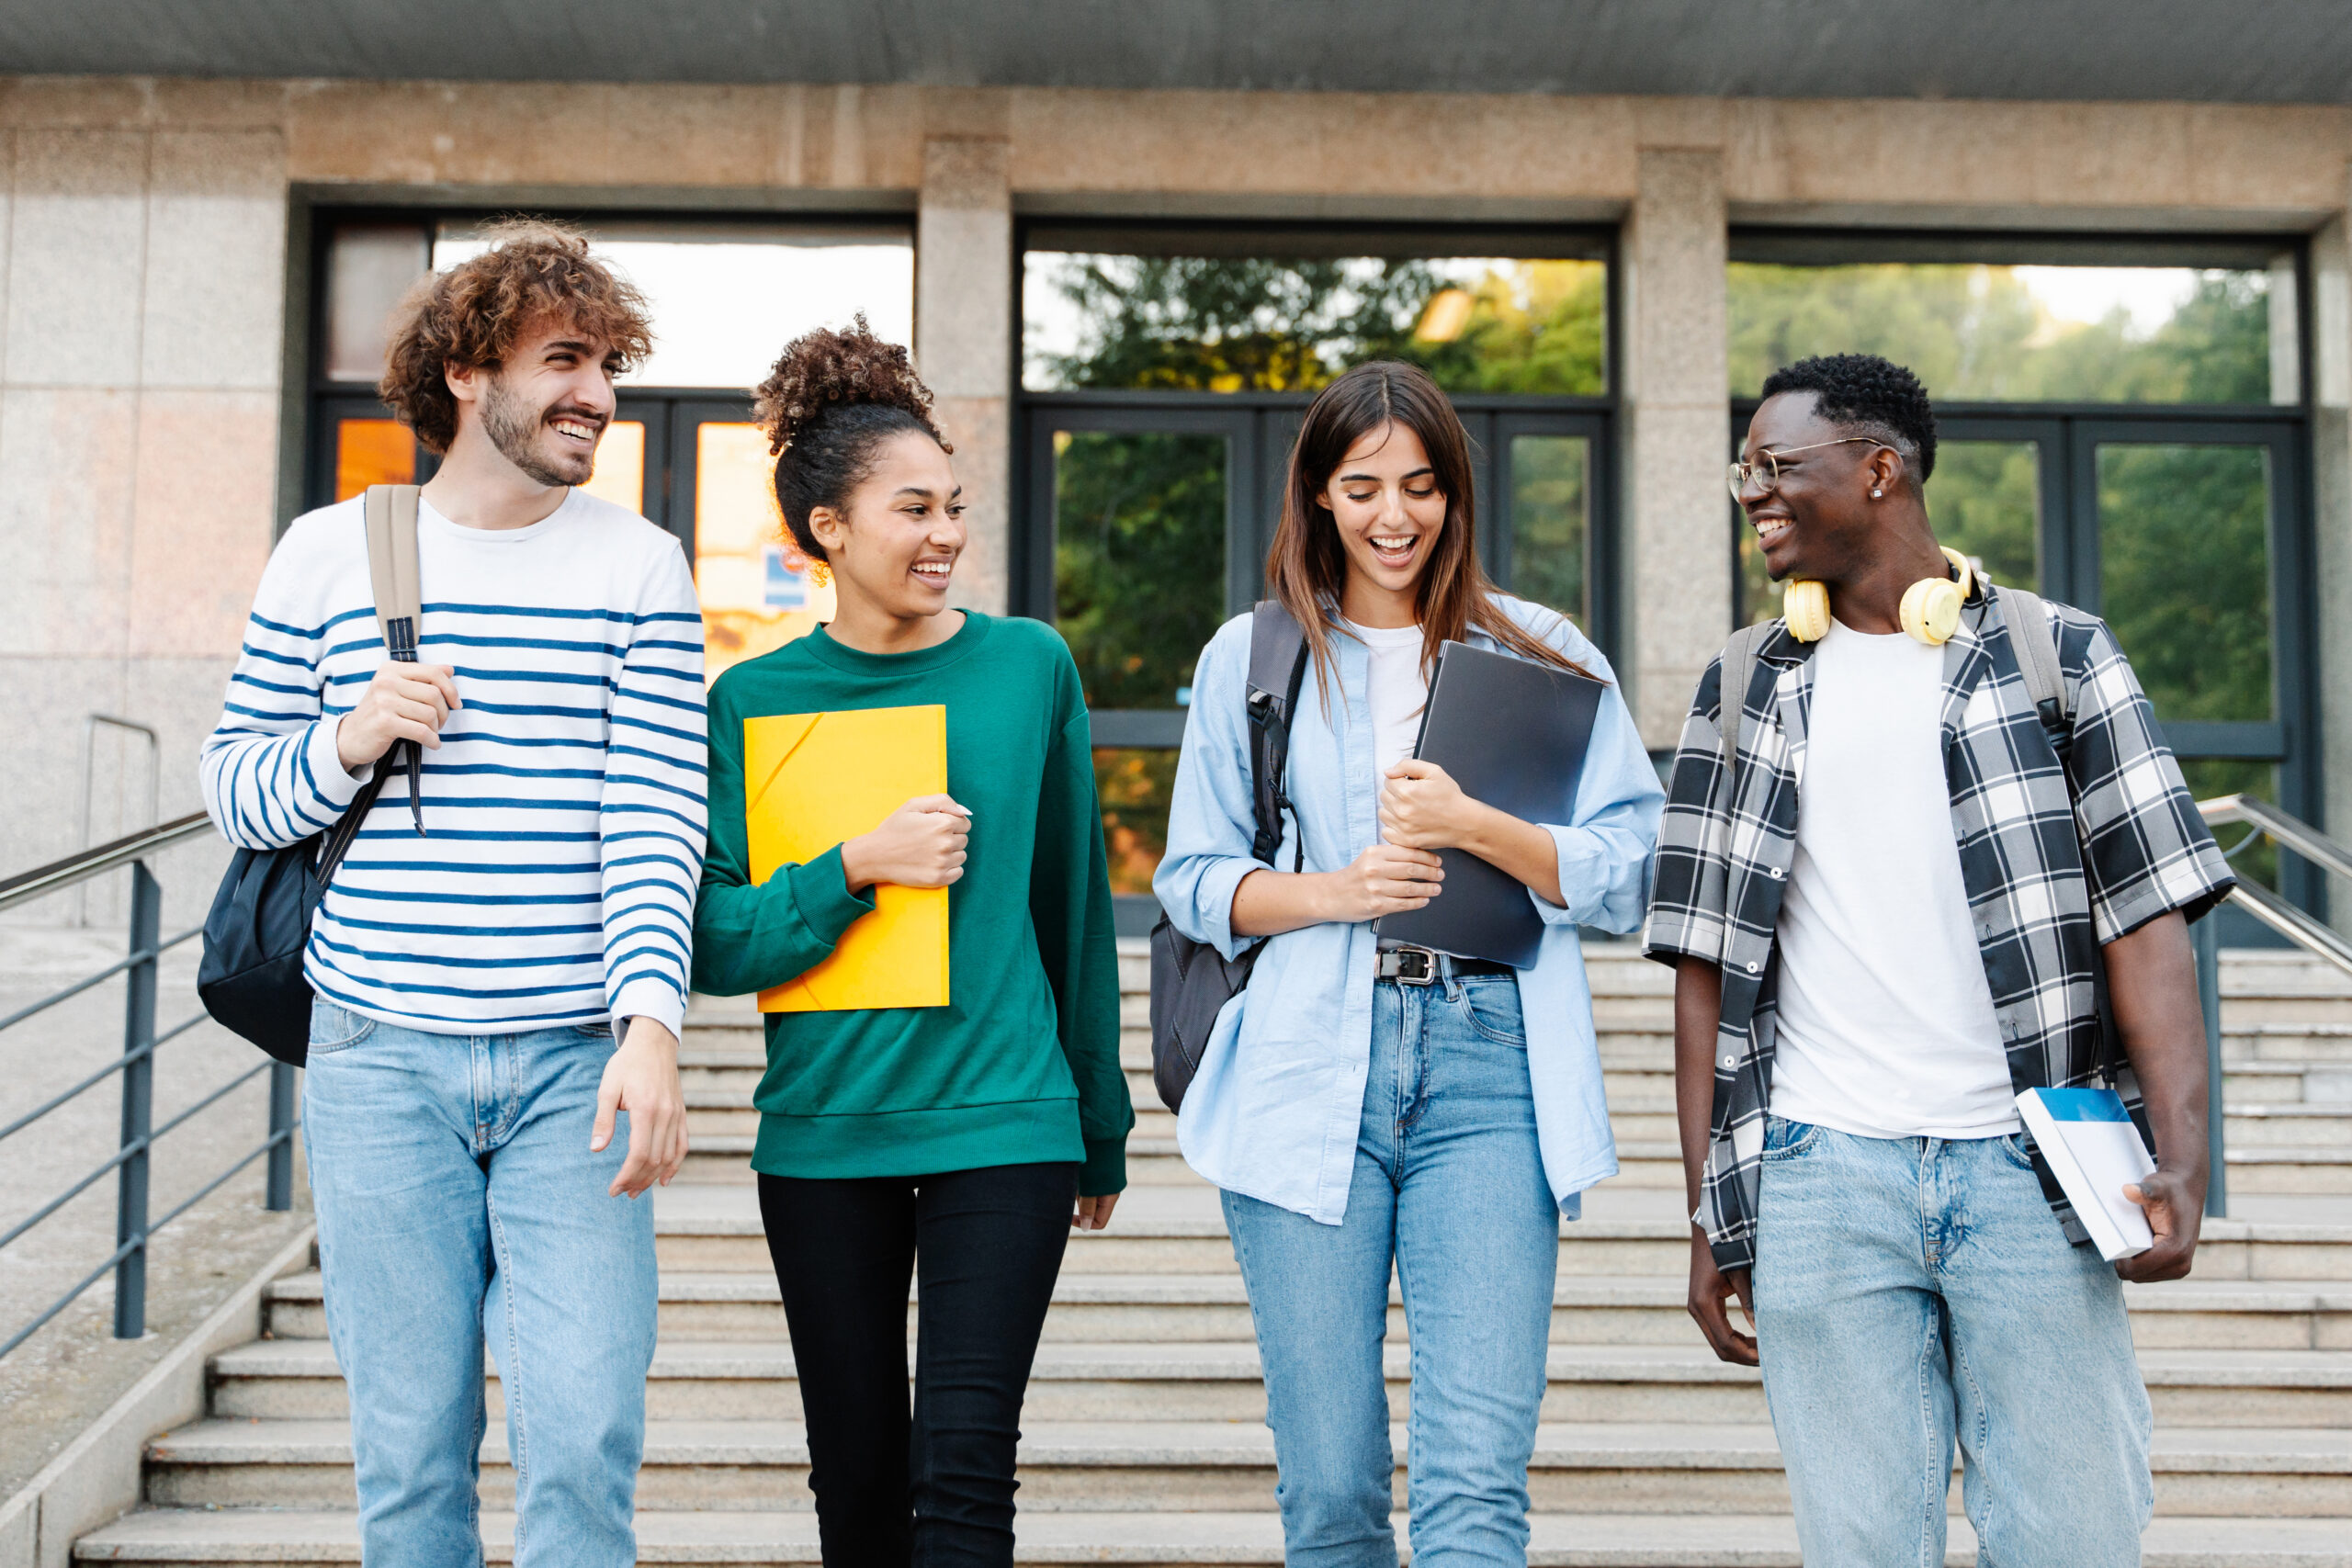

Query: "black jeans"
left=757, top=1161, right=1079, bottom=1568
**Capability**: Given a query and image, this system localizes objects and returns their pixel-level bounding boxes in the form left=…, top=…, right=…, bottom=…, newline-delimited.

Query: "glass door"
left=1024, top=406, right=1255, bottom=922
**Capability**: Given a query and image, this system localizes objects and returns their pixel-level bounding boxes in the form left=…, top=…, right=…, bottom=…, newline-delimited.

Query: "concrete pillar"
left=0, top=124, right=283, bottom=919
left=2308, top=195, right=2352, bottom=891
left=915, top=135, right=1012, bottom=615
left=1619, top=147, right=1730, bottom=750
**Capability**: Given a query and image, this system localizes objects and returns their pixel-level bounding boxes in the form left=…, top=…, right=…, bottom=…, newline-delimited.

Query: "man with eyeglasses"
left=1643, top=353, right=2232, bottom=1565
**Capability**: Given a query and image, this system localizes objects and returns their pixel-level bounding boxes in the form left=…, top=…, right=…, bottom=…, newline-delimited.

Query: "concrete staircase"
left=74, top=945, right=2352, bottom=1564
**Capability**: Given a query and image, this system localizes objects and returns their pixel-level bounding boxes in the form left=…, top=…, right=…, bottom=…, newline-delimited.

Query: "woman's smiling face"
left=1318, top=420, right=1447, bottom=603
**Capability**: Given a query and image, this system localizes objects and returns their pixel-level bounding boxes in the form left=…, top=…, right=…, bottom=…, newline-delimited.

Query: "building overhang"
left=6, top=0, right=2352, bottom=105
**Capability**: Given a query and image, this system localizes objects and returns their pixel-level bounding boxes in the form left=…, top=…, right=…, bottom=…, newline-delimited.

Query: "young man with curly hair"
left=1645, top=354, right=2232, bottom=1566
left=198, top=221, right=705, bottom=1567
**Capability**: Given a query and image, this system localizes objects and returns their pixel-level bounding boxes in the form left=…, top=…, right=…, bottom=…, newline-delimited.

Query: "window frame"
left=293, top=199, right=915, bottom=525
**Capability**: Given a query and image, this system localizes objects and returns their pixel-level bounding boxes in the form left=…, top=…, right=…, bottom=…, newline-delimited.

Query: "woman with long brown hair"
left=1155, top=360, right=1661, bottom=1563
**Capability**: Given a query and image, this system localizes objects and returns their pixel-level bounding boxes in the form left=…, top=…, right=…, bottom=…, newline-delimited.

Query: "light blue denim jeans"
left=301, top=1000, right=658, bottom=1568
left=1751, top=1115, right=2154, bottom=1568
left=1221, top=973, right=1561, bottom=1568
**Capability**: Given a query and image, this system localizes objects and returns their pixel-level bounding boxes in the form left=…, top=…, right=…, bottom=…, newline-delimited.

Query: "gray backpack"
left=1145, top=602, right=1308, bottom=1114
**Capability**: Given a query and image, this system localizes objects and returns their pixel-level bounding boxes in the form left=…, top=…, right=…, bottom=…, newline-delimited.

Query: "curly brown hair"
left=379, top=220, right=654, bottom=455
left=752, top=315, right=950, bottom=561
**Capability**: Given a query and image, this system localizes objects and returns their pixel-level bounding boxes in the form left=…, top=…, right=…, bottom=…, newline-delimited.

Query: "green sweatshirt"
left=694, top=611, right=1131, bottom=1194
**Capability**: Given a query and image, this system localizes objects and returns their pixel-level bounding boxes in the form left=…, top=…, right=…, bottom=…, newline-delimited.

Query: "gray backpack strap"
left=1244, top=601, right=1309, bottom=870
left=1999, top=586, right=2067, bottom=725
left=1716, top=621, right=1777, bottom=777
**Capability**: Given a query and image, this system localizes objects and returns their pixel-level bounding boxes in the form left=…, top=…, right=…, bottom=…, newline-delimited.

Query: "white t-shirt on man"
left=1349, top=620, right=1429, bottom=791
left=1769, top=618, right=2021, bottom=1140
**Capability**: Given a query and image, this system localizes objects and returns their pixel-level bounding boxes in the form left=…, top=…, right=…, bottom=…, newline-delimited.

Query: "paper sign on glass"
left=744, top=705, right=949, bottom=1013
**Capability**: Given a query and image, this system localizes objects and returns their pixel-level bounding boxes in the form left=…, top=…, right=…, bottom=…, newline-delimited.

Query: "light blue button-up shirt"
left=1153, top=597, right=1663, bottom=1225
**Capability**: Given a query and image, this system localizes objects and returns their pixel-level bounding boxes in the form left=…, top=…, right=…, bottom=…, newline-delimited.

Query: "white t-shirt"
left=1770, top=619, right=2020, bottom=1140
left=1350, top=621, right=1429, bottom=792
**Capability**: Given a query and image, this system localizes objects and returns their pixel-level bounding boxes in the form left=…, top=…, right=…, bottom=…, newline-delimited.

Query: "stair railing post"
left=115, top=860, right=159, bottom=1338
left=2192, top=910, right=2226, bottom=1220
left=266, top=1060, right=296, bottom=1212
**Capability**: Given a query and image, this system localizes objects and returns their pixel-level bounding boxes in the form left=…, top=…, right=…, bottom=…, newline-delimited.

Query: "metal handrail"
left=0, top=815, right=299, bottom=1360
left=2188, top=792, right=2352, bottom=1221
left=0, top=811, right=212, bottom=915
left=2200, top=793, right=2352, bottom=892
left=78, top=715, right=162, bottom=927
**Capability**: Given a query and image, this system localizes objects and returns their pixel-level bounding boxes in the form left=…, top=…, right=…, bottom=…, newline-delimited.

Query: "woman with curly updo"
left=691, top=318, right=1132, bottom=1565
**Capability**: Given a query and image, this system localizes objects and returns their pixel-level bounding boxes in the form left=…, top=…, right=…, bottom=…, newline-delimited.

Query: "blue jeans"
left=1752, top=1116, right=2154, bottom=1568
left=1221, top=974, right=1560, bottom=1568
left=301, top=1000, right=658, bottom=1568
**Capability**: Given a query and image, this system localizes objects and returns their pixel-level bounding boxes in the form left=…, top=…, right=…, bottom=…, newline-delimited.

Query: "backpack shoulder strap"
left=1998, top=585, right=2068, bottom=725
left=1245, top=601, right=1310, bottom=870
left=363, top=484, right=424, bottom=662
left=1715, top=620, right=1777, bottom=778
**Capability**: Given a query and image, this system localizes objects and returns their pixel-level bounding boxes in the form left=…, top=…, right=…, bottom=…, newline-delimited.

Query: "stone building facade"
left=1, top=77, right=2347, bottom=921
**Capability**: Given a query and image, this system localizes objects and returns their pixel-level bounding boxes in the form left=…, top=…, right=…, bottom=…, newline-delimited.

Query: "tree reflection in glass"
left=1026, top=254, right=1606, bottom=395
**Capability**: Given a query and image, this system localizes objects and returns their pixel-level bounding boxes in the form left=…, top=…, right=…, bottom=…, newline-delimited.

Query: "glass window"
left=431, top=221, right=914, bottom=389
left=1096, top=748, right=1180, bottom=897
left=324, top=223, right=431, bottom=384
left=693, top=422, right=832, bottom=683
left=1051, top=430, right=1229, bottom=710
left=1729, top=260, right=2295, bottom=405
left=1928, top=440, right=2041, bottom=590
left=1507, top=434, right=1589, bottom=626
left=2098, top=442, right=2274, bottom=724
left=332, top=418, right=416, bottom=502
left=1025, top=234, right=1606, bottom=394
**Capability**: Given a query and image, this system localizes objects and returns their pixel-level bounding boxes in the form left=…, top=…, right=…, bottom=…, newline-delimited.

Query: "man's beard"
left=481, top=377, right=594, bottom=487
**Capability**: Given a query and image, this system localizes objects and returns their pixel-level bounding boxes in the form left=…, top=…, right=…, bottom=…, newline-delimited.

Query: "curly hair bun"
left=752, top=314, right=946, bottom=457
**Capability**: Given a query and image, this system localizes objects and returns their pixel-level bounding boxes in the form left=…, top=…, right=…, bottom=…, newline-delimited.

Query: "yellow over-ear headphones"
left=1783, top=546, right=1975, bottom=646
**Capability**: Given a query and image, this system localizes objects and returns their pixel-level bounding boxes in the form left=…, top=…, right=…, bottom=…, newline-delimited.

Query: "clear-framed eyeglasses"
left=1726, top=437, right=1885, bottom=502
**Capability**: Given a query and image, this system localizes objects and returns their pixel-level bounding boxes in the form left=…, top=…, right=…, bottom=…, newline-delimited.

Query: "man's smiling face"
left=1736, top=391, right=1878, bottom=585
left=476, top=315, right=621, bottom=488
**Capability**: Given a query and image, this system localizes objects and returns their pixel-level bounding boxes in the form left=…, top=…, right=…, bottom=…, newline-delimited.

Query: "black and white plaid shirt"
left=1644, top=581, right=2235, bottom=1271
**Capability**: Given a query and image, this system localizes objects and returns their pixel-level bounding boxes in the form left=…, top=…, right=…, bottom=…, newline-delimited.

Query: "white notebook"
left=2014, top=1087, right=2158, bottom=1261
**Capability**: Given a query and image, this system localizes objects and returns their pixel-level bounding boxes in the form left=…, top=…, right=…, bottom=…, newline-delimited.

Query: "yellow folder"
left=743, top=705, right=950, bottom=1013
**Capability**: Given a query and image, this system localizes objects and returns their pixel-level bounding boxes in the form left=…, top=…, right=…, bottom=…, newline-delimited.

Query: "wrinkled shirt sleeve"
left=1154, top=617, right=1265, bottom=963
left=1532, top=644, right=1662, bottom=934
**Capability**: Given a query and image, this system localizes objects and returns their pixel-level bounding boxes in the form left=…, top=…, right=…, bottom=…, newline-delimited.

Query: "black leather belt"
left=1374, top=944, right=1515, bottom=985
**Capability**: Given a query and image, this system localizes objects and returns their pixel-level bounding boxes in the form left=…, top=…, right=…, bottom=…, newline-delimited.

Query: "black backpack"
left=1146, top=602, right=1308, bottom=1113
left=198, top=485, right=424, bottom=1067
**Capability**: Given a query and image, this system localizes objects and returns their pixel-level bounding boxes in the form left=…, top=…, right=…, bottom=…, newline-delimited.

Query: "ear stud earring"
left=1871, top=488, right=1883, bottom=498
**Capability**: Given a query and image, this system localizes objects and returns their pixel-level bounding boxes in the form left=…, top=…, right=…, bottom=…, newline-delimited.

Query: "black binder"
left=1374, top=640, right=1605, bottom=967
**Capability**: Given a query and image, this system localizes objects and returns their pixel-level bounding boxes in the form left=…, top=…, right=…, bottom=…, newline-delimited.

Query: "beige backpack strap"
left=362, top=485, right=429, bottom=836
left=363, top=484, right=423, bottom=660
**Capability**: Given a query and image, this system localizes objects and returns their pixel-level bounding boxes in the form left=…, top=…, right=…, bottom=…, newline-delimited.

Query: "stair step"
left=232, top=1269, right=2352, bottom=1384
left=132, top=1417, right=2352, bottom=1515
left=69, top=1506, right=2352, bottom=1564
left=629, top=1181, right=2352, bottom=1282
left=209, top=1325, right=2352, bottom=1428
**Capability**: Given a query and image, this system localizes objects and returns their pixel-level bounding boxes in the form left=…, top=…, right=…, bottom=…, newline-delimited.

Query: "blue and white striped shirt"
left=200, top=489, right=707, bottom=1037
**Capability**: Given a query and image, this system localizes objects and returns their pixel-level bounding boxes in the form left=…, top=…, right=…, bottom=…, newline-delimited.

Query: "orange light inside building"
left=334, top=420, right=415, bottom=502
left=580, top=422, right=646, bottom=513
left=693, top=422, right=834, bottom=683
